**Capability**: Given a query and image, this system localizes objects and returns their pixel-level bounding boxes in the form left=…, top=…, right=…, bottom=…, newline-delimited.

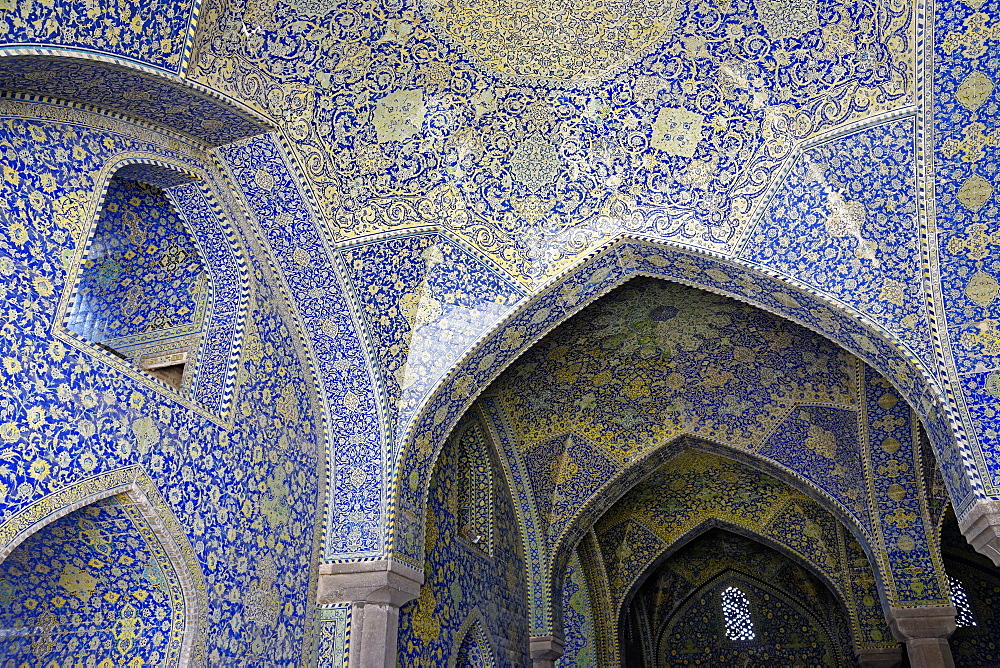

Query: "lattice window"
left=457, top=423, right=494, bottom=555
left=721, top=586, right=756, bottom=640
left=948, top=575, right=977, bottom=627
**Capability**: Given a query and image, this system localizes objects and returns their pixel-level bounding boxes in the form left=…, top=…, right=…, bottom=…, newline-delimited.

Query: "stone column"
left=959, top=499, right=1000, bottom=565
left=855, top=646, right=903, bottom=667
left=317, top=559, right=424, bottom=668
left=530, top=635, right=565, bottom=668
left=888, top=605, right=956, bottom=668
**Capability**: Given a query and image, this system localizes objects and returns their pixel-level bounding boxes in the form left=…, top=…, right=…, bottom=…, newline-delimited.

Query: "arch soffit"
left=389, top=234, right=972, bottom=564
left=0, top=50, right=274, bottom=145
left=0, top=465, right=208, bottom=665
left=546, top=434, right=879, bottom=593
left=53, top=152, right=253, bottom=425
left=389, top=230, right=982, bottom=563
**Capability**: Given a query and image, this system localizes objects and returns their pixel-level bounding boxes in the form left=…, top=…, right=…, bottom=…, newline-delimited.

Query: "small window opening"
left=948, top=575, right=977, bottom=628
left=67, top=176, right=208, bottom=393
left=721, top=586, right=756, bottom=641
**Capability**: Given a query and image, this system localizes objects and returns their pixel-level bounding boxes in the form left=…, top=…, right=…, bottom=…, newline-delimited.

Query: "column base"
left=855, top=645, right=903, bottom=667
left=530, top=635, right=565, bottom=668
left=958, top=498, right=1000, bottom=566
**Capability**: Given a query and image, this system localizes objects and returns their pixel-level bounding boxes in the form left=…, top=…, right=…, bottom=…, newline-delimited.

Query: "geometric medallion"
left=957, top=71, right=994, bottom=112
left=966, top=270, right=1000, bottom=308
left=958, top=174, right=994, bottom=212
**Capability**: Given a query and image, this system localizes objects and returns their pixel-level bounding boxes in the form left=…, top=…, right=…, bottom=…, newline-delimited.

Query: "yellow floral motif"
left=804, top=423, right=837, bottom=459
left=58, top=565, right=98, bottom=600
left=428, top=0, right=681, bottom=82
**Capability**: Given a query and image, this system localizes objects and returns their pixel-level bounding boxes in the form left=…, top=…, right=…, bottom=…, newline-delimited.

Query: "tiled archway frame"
left=447, top=607, right=497, bottom=668
left=654, top=568, right=852, bottom=666
left=390, top=236, right=981, bottom=566
left=550, top=439, right=886, bottom=631
left=480, top=385, right=882, bottom=639
left=0, top=465, right=208, bottom=666
left=54, top=152, right=251, bottom=423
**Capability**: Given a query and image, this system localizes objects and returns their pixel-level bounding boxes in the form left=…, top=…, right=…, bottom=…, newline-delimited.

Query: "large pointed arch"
left=389, top=235, right=977, bottom=573
left=0, top=465, right=207, bottom=664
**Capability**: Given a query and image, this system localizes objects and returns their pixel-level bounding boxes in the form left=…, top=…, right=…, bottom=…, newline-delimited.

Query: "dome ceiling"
left=192, top=0, right=915, bottom=282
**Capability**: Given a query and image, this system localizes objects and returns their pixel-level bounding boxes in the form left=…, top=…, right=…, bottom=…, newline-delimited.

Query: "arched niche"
left=448, top=609, right=496, bottom=668
left=389, top=237, right=978, bottom=574
left=0, top=466, right=206, bottom=665
left=56, top=155, right=250, bottom=419
left=570, top=448, right=894, bottom=664
left=653, top=565, right=851, bottom=667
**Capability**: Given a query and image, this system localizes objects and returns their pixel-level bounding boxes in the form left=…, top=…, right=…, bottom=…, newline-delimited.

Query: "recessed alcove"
left=66, top=169, right=210, bottom=395
left=0, top=494, right=187, bottom=662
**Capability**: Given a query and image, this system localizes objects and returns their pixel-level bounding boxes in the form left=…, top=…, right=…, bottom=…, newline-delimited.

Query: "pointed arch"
left=526, top=433, right=882, bottom=643
left=655, top=568, right=849, bottom=667
left=448, top=608, right=496, bottom=668
left=389, top=236, right=977, bottom=570
left=0, top=465, right=207, bottom=664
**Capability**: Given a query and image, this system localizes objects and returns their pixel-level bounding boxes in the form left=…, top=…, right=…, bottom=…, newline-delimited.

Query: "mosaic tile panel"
left=556, top=551, right=596, bottom=668
left=862, top=367, right=948, bottom=606
left=0, top=59, right=271, bottom=145
left=218, top=134, right=385, bottom=558
left=69, top=176, right=208, bottom=353
left=314, top=605, right=349, bottom=668
left=758, top=405, right=871, bottom=528
left=396, top=418, right=529, bottom=667
left=339, top=233, right=523, bottom=446
left=481, top=280, right=888, bottom=566
left=0, top=494, right=184, bottom=665
left=933, top=0, right=1000, bottom=496
left=0, top=103, right=325, bottom=664
left=165, top=181, right=247, bottom=415
left=454, top=621, right=492, bottom=667
left=745, top=117, right=934, bottom=366
left=0, top=0, right=197, bottom=73
left=193, top=0, right=914, bottom=281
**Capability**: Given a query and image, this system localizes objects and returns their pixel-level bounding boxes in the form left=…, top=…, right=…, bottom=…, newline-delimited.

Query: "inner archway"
left=0, top=493, right=190, bottom=664
left=408, top=273, right=961, bottom=665
left=626, top=530, right=856, bottom=667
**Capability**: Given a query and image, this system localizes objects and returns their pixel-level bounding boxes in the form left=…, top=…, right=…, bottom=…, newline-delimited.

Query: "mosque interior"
left=1, top=0, right=1000, bottom=665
